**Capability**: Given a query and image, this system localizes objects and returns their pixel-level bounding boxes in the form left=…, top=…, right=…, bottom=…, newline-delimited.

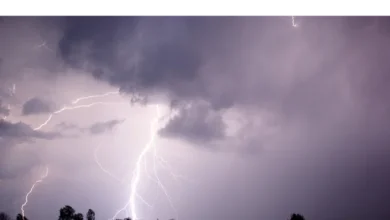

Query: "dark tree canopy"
left=16, top=214, right=28, bottom=220
left=0, top=213, right=11, bottom=220
left=0, top=206, right=306, bottom=220
left=290, top=213, right=306, bottom=220
left=73, top=213, right=83, bottom=220
left=59, top=205, right=76, bottom=220
left=86, top=209, right=95, bottom=220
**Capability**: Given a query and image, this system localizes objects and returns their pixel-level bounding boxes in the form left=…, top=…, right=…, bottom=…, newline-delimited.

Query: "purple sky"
left=1, top=16, right=390, bottom=220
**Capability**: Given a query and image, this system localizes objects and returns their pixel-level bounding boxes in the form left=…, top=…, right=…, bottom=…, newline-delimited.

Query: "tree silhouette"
left=73, top=213, right=83, bottom=220
left=86, top=209, right=95, bottom=220
left=16, top=214, right=28, bottom=220
left=2, top=206, right=308, bottom=220
left=0, top=212, right=11, bottom=220
left=59, top=205, right=76, bottom=220
left=290, top=213, right=306, bottom=220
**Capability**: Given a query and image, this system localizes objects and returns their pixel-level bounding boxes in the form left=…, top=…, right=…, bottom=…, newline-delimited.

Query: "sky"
left=1, top=16, right=390, bottom=220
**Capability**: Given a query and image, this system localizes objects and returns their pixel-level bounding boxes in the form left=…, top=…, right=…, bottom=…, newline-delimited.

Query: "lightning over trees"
left=16, top=214, right=28, bottom=220
left=3, top=205, right=307, bottom=220
left=21, top=166, right=49, bottom=219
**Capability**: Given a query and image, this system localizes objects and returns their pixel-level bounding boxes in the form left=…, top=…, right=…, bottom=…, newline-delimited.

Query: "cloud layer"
left=1, top=17, right=390, bottom=220
left=22, top=97, right=53, bottom=115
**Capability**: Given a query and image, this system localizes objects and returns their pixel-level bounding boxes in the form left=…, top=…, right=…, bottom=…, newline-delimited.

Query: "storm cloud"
left=0, top=119, right=60, bottom=141
left=22, top=97, right=53, bottom=115
left=1, top=16, right=390, bottom=220
left=55, top=119, right=125, bottom=135
left=159, top=102, right=226, bottom=144
left=87, top=118, right=125, bottom=135
left=57, top=17, right=390, bottom=144
left=55, top=17, right=390, bottom=219
left=0, top=100, right=9, bottom=117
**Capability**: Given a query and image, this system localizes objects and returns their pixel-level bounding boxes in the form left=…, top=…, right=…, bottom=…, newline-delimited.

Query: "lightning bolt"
left=288, top=8, right=298, bottom=28
left=292, top=16, right=298, bottom=28
left=111, top=105, right=161, bottom=220
left=152, top=143, right=177, bottom=219
left=111, top=104, right=184, bottom=220
left=34, top=101, right=126, bottom=131
left=94, top=144, right=122, bottom=182
left=94, top=143, right=154, bottom=210
left=71, top=91, right=119, bottom=104
left=21, top=166, right=49, bottom=218
left=20, top=93, right=126, bottom=219
left=22, top=91, right=182, bottom=220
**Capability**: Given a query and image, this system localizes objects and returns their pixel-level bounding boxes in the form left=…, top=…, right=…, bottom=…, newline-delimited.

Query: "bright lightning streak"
left=34, top=101, right=125, bottom=131
left=29, top=92, right=182, bottom=220
left=110, top=104, right=188, bottom=220
left=111, top=105, right=162, bottom=220
left=155, top=154, right=189, bottom=184
left=71, top=91, right=119, bottom=104
left=94, top=144, right=122, bottom=182
left=21, top=166, right=49, bottom=218
left=129, top=104, right=161, bottom=220
left=26, top=94, right=126, bottom=218
left=292, top=16, right=298, bottom=28
left=94, top=144, right=155, bottom=210
left=152, top=145, right=178, bottom=220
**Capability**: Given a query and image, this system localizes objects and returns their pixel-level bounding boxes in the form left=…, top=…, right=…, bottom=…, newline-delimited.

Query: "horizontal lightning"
left=34, top=101, right=126, bottom=131
left=71, top=91, right=120, bottom=104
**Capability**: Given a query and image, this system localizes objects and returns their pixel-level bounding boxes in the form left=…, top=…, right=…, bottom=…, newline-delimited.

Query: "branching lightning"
left=17, top=90, right=183, bottom=220
left=21, top=166, right=49, bottom=218
left=20, top=93, right=125, bottom=216
left=111, top=104, right=181, bottom=220
left=111, top=105, right=162, bottom=220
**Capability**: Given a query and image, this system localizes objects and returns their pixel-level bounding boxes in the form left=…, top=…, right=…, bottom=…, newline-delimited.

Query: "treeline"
left=0, top=206, right=100, bottom=220
left=0, top=205, right=306, bottom=220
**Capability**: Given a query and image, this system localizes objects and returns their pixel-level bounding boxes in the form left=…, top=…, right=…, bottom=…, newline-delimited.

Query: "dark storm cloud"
left=0, top=119, right=58, bottom=182
left=0, top=100, right=9, bottom=117
left=88, top=119, right=125, bottom=135
left=55, top=119, right=125, bottom=135
left=159, top=102, right=226, bottom=144
left=57, top=17, right=352, bottom=141
left=0, top=153, right=41, bottom=180
left=59, top=17, right=204, bottom=99
left=53, top=16, right=390, bottom=220
left=55, top=122, right=79, bottom=131
left=0, top=119, right=60, bottom=140
left=22, top=97, right=53, bottom=115
left=0, top=88, right=11, bottom=99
